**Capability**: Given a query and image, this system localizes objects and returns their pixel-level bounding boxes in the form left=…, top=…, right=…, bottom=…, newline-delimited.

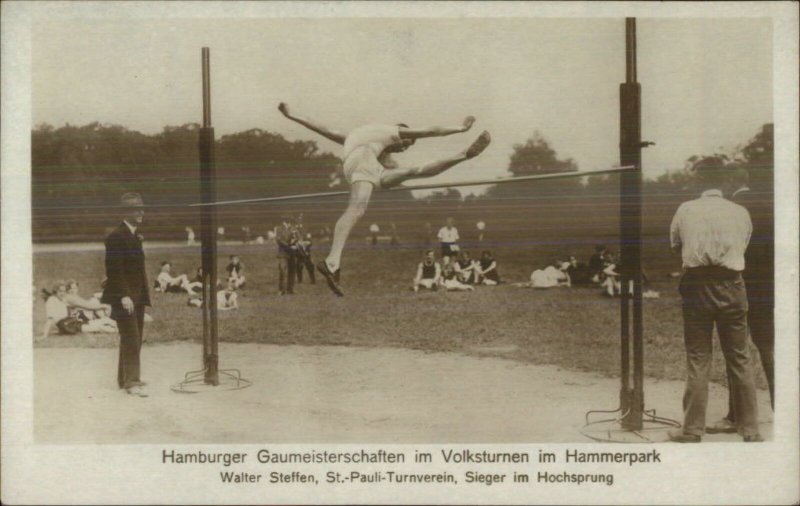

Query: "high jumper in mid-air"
left=278, top=102, right=491, bottom=296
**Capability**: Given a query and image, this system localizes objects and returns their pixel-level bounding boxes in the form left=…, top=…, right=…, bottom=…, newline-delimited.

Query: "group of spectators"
left=275, top=214, right=315, bottom=295
left=153, top=255, right=246, bottom=311
left=40, top=279, right=118, bottom=339
left=412, top=249, right=500, bottom=292
left=519, top=245, right=651, bottom=298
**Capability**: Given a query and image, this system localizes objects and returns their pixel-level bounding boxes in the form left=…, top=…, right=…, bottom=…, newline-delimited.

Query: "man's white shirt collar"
left=123, top=220, right=137, bottom=234
left=732, top=186, right=751, bottom=199
left=700, top=189, right=723, bottom=198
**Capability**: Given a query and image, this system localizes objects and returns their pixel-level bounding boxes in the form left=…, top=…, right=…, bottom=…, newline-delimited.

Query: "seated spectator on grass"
left=155, top=261, right=201, bottom=294
left=441, top=262, right=475, bottom=292
left=226, top=255, right=246, bottom=288
left=475, top=250, right=500, bottom=286
left=40, top=281, right=80, bottom=339
left=217, top=277, right=239, bottom=310
left=192, top=266, right=203, bottom=285
left=413, top=250, right=442, bottom=292
left=566, top=255, right=593, bottom=286
left=588, top=244, right=608, bottom=283
left=529, top=258, right=571, bottom=288
left=64, top=280, right=117, bottom=333
left=454, top=251, right=478, bottom=284
left=187, top=277, right=240, bottom=310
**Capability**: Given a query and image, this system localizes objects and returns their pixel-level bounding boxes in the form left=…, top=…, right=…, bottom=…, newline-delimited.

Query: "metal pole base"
left=581, top=404, right=680, bottom=443
left=171, top=366, right=252, bottom=394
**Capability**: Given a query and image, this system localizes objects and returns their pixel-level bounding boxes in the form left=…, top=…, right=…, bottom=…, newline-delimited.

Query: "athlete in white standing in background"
left=278, top=102, right=491, bottom=296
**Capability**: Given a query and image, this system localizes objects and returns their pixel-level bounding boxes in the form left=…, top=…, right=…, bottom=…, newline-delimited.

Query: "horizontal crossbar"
left=189, top=165, right=636, bottom=207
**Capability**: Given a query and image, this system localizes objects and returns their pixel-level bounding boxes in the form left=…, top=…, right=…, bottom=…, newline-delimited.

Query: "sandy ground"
left=34, top=342, right=773, bottom=444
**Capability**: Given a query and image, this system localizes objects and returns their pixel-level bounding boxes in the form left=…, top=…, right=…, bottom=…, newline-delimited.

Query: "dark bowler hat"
left=120, top=192, right=145, bottom=208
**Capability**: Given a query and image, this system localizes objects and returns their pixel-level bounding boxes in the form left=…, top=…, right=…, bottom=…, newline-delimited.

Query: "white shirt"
left=217, top=290, right=238, bottom=309
left=669, top=189, right=752, bottom=271
left=157, top=271, right=176, bottom=288
left=342, top=124, right=401, bottom=162
left=437, top=226, right=460, bottom=243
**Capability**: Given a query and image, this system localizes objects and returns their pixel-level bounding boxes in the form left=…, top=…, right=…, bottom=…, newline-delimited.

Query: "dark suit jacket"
left=101, top=222, right=151, bottom=308
left=733, top=187, right=774, bottom=310
left=733, top=187, right=774, bottom=281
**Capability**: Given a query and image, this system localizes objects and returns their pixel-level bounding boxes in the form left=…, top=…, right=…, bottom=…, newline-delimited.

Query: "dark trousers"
left=112, top=305, right=145, bottom=389
left=278, top=256, right=296, bottom=294
left=296, top=253, right=316, bottom=284
left=679, top=267, right=759, bottom=437
left=725, top=279, right=775, bottom=419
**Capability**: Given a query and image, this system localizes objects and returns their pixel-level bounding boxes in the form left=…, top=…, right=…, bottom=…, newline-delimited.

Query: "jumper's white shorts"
left=343, top=145, right=385, bottom=188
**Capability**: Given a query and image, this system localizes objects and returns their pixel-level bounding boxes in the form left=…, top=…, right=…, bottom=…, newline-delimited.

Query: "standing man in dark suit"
left=708, top=167, right=775, bottom=433
left=101, top=192, right=151, bottom=397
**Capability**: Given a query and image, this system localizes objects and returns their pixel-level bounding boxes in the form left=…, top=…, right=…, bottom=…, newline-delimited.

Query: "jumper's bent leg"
left=380, top=131, right=491, bottom=188
left=325, top=181, right=374, bottom=272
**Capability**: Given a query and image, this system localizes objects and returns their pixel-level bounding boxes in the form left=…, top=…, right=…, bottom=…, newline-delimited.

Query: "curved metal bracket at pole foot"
left=580, top=405, right=681, bottom=443
left=171, top=366, right=252, bottom=394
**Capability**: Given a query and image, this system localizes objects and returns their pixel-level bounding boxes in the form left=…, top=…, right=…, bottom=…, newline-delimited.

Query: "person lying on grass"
left=64, top=280, right=118, bottom=333
left=40, top=281, right=116, bottom=340
left=525, top=259, right=571, bottom=289
left=155, top=261, right=201, bottom=295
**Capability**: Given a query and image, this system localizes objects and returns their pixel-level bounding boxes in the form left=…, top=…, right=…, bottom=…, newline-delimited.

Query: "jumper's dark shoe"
left=316, top=261, right=344, bottom=297
left=465, top=130, right=491, bottom=159
left=706, top=416, right=737, bottom=434
left=668, top=429, right=701, bottom=443
left=743, top=434, right=764, bottom=442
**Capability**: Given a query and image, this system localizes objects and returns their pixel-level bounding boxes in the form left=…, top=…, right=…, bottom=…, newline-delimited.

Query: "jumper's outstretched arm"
left=278, top=102, right=347, bottom=145
left=399, top=116, right=475, bottom=139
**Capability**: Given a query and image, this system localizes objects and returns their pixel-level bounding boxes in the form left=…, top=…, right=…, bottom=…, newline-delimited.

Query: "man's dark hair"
left=692, top=156, right=728, bottom=189
left=161, top=261, right=170, bottom=267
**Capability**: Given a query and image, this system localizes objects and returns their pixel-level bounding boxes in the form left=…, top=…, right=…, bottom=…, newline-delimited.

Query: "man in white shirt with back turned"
left=278, top=103, right=491, bottom=296
left=668, top=157, right=762, bottom=443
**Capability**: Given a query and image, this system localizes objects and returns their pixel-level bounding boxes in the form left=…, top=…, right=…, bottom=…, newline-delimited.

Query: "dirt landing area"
left=34, top=342, right=773, bottom=444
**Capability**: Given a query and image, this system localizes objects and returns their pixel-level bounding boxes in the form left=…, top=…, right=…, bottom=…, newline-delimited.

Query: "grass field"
left=33, top=235, right=767, bottom=388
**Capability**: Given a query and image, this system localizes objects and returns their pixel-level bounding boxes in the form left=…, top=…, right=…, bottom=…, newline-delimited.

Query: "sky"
left=32, top=17, right=772, bottom=195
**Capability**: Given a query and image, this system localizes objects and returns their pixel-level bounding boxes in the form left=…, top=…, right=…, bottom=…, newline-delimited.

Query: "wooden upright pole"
left=200, top=47, right=219, bottom=385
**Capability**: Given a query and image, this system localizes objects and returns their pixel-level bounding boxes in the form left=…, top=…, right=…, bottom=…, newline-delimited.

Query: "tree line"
left=31, top=122, right=773, bottom=243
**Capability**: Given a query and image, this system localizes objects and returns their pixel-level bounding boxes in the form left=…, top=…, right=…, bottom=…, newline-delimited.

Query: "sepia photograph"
left=2, top=1, right=798, bottom=504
